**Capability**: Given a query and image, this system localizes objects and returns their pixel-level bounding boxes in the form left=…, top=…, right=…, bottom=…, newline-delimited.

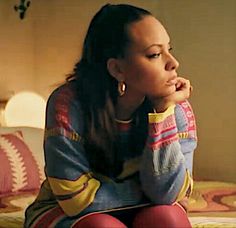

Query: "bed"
left=0, top=126, right=236, bottom=227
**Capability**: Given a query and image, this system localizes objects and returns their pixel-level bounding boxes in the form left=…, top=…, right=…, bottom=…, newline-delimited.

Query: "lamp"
left=0, top=99, right=8, bottom=126
left=4, top=91, right=46, bottom=128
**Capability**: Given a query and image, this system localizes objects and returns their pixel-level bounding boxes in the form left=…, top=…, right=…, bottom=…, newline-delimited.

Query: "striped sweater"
left=24, top=80, right=197, bottom=227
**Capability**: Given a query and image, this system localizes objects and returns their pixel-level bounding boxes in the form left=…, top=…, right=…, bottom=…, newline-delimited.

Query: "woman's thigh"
left=132, top=204, right=192, bottom=228
left=72, top=213, right=127, bottom=228
left=26, top=204, right=191, bottom=228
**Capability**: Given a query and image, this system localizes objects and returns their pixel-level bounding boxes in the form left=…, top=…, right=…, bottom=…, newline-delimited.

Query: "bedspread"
left=0, top=181, right=236, bottom=228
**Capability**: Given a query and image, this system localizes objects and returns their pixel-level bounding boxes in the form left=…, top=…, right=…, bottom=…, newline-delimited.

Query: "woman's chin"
left=166, top=85, right=177, bottom=94
left=160, top=87, right=176, bottom=97
left=147, top=86, right=176, bottom=99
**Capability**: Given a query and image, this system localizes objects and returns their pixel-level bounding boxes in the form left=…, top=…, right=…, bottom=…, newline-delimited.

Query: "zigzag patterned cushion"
left=0, top=131, right=44, bottom=196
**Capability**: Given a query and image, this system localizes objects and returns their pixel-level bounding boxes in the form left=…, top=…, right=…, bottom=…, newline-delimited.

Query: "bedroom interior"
left=0, top=0, right=235, bottom=227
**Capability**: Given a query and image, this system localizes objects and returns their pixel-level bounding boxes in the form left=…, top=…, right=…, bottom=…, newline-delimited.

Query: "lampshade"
left=4, top=91, right=46, bottom=128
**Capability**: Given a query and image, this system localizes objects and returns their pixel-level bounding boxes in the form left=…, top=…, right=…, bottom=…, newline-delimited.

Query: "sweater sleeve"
left=139, top=100, right=197, bottom=205
left=44, top=84, right=143, bottom=217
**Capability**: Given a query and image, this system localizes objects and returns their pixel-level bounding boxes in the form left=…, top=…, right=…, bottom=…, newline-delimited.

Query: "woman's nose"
left=165, top=54, right=179, bottom=71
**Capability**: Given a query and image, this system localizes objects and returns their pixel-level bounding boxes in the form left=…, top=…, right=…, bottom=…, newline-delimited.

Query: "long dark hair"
left=67, top=4, right=152, bottom=176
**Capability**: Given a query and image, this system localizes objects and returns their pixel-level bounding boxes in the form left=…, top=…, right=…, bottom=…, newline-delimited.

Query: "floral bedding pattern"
left=188, top=181, right=236, bottom=227
left=0, top=182, right=236, bottom=228
left=0, top=131, right=44, bottom=197
left=0, top=191, right=38, bottom=228
left=0, top=130, right=44, bottom=228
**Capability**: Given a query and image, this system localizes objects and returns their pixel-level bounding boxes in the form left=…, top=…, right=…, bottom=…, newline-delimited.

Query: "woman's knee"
left=132, top=204, right=192, bottom=228
left=72, top=213, right=127, bottom=228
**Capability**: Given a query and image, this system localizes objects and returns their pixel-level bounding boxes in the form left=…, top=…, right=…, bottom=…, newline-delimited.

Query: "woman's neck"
left=115, top=90, right=145, bottom=121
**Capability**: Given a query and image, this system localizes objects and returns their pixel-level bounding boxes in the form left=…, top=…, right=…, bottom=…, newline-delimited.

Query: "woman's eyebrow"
left=144, top=42, right=171, bottom=51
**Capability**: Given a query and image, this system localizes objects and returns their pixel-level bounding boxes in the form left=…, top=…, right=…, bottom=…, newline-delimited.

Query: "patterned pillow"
left=0, top=131, right=44, bottom=197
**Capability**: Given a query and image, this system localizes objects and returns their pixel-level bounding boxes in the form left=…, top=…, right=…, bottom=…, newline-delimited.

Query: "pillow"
left=0, top=131, right=44, bottom=197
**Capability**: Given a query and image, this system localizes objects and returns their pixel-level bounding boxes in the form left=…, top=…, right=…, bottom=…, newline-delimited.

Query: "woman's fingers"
left=190, top=85, right=193, bottom=93
left=151, top=76, right=193, bottom=112
left=175, top=77, right=189, bottom=91
left=176, top=77, right=192, bottom=94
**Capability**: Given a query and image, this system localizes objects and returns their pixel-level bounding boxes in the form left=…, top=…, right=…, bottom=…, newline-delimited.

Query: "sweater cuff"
left=149, top=105, right=176, bottom=123
left=147, top=105, right=178, bottom=149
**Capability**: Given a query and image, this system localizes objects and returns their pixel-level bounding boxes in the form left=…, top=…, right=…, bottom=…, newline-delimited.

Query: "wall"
left=155, top=0, right=236, bottom=182
left=0, top=0, right=235, bottom=182
left=33, top=0, right=158, bottom=97
left=0, top=0, right=35, bottom=100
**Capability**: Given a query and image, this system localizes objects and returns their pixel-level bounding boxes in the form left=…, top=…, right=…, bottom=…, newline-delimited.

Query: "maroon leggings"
left=73, top=204, right=192, bottom=228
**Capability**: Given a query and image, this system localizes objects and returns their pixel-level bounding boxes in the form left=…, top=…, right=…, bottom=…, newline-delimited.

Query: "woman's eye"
left=169, top=47, right=173, bottom=52
left=147, top=53, right=161, bottom=59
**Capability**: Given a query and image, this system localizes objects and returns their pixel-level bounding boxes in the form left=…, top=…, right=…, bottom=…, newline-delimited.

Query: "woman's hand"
left=151, top=77, right=192, bottom=113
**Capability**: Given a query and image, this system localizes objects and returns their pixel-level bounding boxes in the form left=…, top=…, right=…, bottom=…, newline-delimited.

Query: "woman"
left=25, top=4, right=197, bottom=228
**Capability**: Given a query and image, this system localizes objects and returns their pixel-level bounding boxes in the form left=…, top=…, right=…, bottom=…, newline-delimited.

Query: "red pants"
left=73, top=204, right=192, bottom=228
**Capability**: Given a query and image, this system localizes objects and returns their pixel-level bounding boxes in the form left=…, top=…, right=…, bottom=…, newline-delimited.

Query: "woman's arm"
left=44, top=84, right=143, bottom=217
left=139, top=100, right=197, bottom=205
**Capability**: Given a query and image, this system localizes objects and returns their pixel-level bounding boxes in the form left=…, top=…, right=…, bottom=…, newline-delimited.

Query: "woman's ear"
left=107, top=58, right=125, bottom=81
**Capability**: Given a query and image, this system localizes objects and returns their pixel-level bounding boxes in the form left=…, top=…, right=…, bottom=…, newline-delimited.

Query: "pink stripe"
left=179, top=101, right=197, bottom=133
left=149, top=133, right=178, bottom=148
left=149, top=114, right=176, bottom=134
left=150, top=136, right=179, bottom=150
left=55, top=86, right=74, bottom=130
left=149, top=126, right=176, bottom=138
left=34, top=207, right=64, bottom=228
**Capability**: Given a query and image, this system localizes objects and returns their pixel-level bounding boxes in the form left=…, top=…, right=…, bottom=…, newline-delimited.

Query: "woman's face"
left=121, top=16, right=179, bottom=99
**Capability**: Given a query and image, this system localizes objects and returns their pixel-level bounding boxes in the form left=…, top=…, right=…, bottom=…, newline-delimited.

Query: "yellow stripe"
left=58, top=178, right=100, bottom=216
left=48, top=173, right=93, bottom=195
left=178, top=132, right=189, bottom=139
left=117, top=156, right=141, bottom=180
left=44, top=128, right=83, bottom=142
left=148, top=105, right=175, bottom=123
left=175, top=170, right=193, bottom=202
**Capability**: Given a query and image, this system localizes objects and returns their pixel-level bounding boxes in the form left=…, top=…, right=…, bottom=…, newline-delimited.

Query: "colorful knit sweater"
left=24, top=80, right=197, bottom=226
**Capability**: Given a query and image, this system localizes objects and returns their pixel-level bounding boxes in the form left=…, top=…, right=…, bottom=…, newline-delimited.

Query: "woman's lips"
left=166, top=77, right=177, bottom=86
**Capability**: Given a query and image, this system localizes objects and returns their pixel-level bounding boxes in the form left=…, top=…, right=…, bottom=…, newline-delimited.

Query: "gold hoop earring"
left=118, top=81, right=126, bottom=96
